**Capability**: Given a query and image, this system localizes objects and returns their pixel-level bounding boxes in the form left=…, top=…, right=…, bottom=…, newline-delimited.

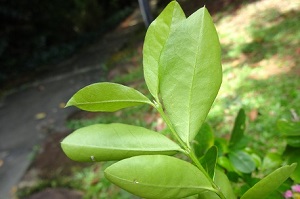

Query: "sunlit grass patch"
left=209, top=0, right=300, bottom=154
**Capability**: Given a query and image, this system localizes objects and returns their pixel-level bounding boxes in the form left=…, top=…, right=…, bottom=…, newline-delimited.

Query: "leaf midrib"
left=156, top=4, right=185, bottom=98
left=71, top=99, right=152, bottom=106
left=106, top=173, right=213, bottom=191
left=187, top=8, right=206, bottom=142
left=62, top=143, right=180, bottom=152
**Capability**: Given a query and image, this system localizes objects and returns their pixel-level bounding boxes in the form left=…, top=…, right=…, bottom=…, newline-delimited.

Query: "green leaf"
left=184, top=195, right=199, bottom=199
left=104, top=155, right=215, bottom=199
left=197, top=169, right=236, bottom=199
left=286, top=136, right=300, bottom=147
left=143, top=1, right=185, bottom=100
left=214, top=138, right=229, bottom=156
left=197, top=191, right=219, bottom=199
left=277, top=120, right=300, bottom=147
left=193, top=122, right=215, bottom=158
left=160, top=6, right=222, bottom=143
left=214, top=170, right=236, bottom=199
left=61, top=123, right=182, bottom=162
left=250, top=153, right=262, bottom=168
left=240, top=163, right=297, bottom=199
left=218, top=156, right=235, bottom=172
left=277, top=120, right=300, bottom=137
left=66, top=82, right=153, bottom=112
left=284, top=146, right=300, bottom=182
left=261, top=152, right=282, bottom=171
left=229, top=109, right=246, bottom=149
left=200, top=146, right=218, bottom=179
left=228, top=150, right=256, bottom=173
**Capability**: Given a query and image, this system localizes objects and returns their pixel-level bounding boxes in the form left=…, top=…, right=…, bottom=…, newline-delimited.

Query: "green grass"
left=207, top=0, right=300, bottom=155
left=67, top=104, right=153, bottom=130
left=72, top=163, right=139, bottom=199
left=209, top=63, right=300, bottom=154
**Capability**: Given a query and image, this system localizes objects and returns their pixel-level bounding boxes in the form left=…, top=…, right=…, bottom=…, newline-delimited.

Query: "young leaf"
left=61, top=123, right=182, bottom=162
left=283, top=146, right=300, bottom=182
left=66, top=82, right=153, bottom=112
left=200, top=146, right=218, bottom=179
left=159, top=6, right=222, bottom=143
left=198, top=169, right=236, bottom=199
left=229, top=109, right=246, bottom=149
left=240, top=163, right=297, bottom=199
left=105, top=155, right=215, bottom=199
left=193, top=122, right=215, bottom=157
left=214, top=170, right=236, bottom=199
left=214, top=137, right=229, bottom=156
left=228, top=150, right=256, bottom=173
left=143, top=1, right=185, bottom=100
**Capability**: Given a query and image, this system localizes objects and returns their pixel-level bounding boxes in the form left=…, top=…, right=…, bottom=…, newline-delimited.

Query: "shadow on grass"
left=179, top=0, right=260, bottom=16
left=241, top=73, right=299, bottom=153
left=209, top=69, right=299, bottom=154
left=209, top=7, right=300, bottom=153
left=241, top=9, right=300, bottom=64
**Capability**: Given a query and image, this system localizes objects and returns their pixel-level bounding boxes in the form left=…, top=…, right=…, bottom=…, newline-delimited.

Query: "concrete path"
left=0, top=10, right=144, bottom=199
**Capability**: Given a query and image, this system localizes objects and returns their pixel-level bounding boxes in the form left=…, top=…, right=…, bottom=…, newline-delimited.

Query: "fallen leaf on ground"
left=59, top=103, right=66, bottom=108
left=35, top=112, right=46, bottom=120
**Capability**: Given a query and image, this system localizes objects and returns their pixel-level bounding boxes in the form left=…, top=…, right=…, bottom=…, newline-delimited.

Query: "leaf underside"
left=229, top=150, right=256, bottom=174
left=241, top=163, right=297, bottom=199
left=159, top=6, right=222, bottom=143
left=66, top=82, right=152, bottom=112
left=61, top=123, right=182, bottom=162
left=143, top=1, right=185, bottom=100
left=200, top=146, right=218, bottom=179
left=105, top=155, right=214, bottom=199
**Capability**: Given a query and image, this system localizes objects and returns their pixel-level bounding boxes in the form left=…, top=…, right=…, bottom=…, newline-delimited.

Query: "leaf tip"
left=65, top=98, right=74, bottom=108
left=290, top=162, right=298, bottom=170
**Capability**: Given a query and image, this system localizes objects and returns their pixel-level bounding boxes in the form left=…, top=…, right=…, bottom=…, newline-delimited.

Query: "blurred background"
left=0, top=0, right=138, bottom=91
left=0, top=0, right=299, bottom=198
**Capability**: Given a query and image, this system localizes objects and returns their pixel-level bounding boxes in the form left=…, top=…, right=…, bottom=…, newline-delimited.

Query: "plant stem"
left=215, top=190, right=227, bottom=199
left=189, top=151, right=211, bottom=180
left=154, top=101, right=189, bottom=152
left=189, top=151, right=227, bottom=199
left=154, top=101, right=209, bottom=176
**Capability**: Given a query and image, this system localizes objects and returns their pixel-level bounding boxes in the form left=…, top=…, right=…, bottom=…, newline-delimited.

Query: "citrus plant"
left=61, top=1, right=296, bottom=198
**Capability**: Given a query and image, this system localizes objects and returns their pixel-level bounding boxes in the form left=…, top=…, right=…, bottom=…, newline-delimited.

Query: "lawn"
left=211, top=0, right=300, bottom=154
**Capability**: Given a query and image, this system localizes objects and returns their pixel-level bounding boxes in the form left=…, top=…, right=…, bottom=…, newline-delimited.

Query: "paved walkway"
left=0, top=9, right=144, bottom=199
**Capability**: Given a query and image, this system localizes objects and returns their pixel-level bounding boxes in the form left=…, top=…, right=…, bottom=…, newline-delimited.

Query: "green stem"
left=188, top=145, right=226, bottom=199
left=154, top=101, right=189, bottom=152
left=154, top=101, right=209, bottom=176
left=189, top=151, right=212, bottom=181
left=189, top=151, right=227, bottom=199
left=217, top=191, right=227, bottom=199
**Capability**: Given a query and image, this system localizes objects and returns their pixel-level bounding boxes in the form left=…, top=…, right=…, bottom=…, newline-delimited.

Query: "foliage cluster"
left=277, top=120, right=300, bottom=182
left=62, top=2, right=297, bottom=199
